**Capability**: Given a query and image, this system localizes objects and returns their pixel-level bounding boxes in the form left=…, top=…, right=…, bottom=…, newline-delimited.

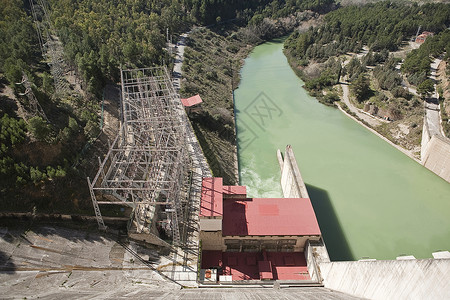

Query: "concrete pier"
left=277, top=145, right=331, bottom=284
left=278, top=145, right=310, bottom=198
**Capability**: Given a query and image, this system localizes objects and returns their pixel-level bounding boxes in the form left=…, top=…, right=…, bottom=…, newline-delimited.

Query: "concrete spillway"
left=421, top=116, right=450, bottom=182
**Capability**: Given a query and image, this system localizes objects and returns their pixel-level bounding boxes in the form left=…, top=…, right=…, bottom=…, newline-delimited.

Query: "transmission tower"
left=17, top=73, right=49, bottom=122
left=28, top=0, right=71, bottom=98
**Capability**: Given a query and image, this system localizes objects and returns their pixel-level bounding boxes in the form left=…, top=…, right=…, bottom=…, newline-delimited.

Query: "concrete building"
left=199, top=177, right=322, bottom=282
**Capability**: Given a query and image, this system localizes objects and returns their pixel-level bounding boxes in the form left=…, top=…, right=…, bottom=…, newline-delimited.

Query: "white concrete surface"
left=0, top=224, right=363, bottom=299
left=320, top=259, right=450, bottom=300
left=433, top=251, right=450, bottom=259
left=421, top=134, right=450, bottom=182
left=279, top=145, right=309, bottom=199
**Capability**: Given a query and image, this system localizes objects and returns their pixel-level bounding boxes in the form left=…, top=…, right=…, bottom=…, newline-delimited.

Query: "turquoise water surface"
left=234, top=39, right=450, bottom=261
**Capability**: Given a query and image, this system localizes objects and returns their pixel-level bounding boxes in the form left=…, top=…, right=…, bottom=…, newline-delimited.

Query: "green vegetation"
left=351, top=73, right=371, bottom=103
left=284, top=1, right=449, bottom=151
left=284, top=1, right=450, bottom=94
left=48, top=0, right=336, bottom=96
left=49, top=0, right=186, bottom=95
left=1, top=0, right=448, bottom=214
left=0, top=0, right=38, bottom=86
left=285, top=1, right=449, bottom=63
left=0, top=0, right=336, bottom=210
left=402, top=29, right=450, bottom=88
left=0, top=0, right=102, bottom=214
left=180, top=5, right=329, bottom=183
left=181, top=26, right=251, bottom=184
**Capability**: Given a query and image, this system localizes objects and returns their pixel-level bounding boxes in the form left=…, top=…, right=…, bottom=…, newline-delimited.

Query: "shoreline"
left=335, top=102, right=421, bottom=164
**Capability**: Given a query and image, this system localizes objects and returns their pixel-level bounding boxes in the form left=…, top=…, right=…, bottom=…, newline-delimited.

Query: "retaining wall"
left=320, top=258, right=450, bottom=299
left=421, top=135, right=450, bottom=182
left=421, top=117, right=450, bottom=183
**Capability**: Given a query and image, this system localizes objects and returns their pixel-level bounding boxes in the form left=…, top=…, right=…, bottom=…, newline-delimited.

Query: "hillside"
left=0, top=0, right=336, bottom=212
left=2, top=0, right=448, bottom=214
left=284, top=1, right=450, bottom=156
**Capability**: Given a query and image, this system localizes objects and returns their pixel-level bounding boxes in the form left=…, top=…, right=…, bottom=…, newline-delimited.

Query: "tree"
left=28, top=117, right=51, bottom=141
left=417, top=79, right=434, bottom=99
left=351, top=73, right=371, bottom=102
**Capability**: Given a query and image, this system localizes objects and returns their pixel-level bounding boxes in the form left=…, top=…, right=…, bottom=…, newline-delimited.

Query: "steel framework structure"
left=88, top=67, right=192, bottom=246
left=29, top=0, right=71, bottom=97
left=17, top=73, right=49, bottom=122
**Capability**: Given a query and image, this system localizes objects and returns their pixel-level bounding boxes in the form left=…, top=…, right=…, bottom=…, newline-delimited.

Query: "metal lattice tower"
left=17, top=73, right=49, bottom=122
left=88, top=67, right=192, bottom=246
left=29, top=0, right=71, bottom=98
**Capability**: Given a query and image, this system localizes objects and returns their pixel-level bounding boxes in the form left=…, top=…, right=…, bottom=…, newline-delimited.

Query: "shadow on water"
left=306, top=183, right=354, bottom=261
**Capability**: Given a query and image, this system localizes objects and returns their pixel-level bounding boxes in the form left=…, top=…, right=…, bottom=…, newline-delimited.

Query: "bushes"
left=28, top=116, right=52, bottom=142
left=304, top=70, right=336, bottom=90
left=351, top=73, right=371, bottom=102
left=323, top=91, right=340, bottom=104
left=0, top=114, right=27, bottom=146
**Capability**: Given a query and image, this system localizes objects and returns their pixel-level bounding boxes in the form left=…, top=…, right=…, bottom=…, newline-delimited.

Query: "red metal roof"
left=222, top=198, right=321, bottom=236
left=201, top=250, right=311, bottom=281
left=181, top=94, right=202, bottom=107
left=200, top=177, right=223, bottom=217
left=223, top=185, right=247, bottom=197
left=258, top=261, right=273, bottom=280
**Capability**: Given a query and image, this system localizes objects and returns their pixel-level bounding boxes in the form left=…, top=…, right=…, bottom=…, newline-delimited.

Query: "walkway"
left=339, top=79, right=381, bottom=127
left=172, top=33, right=211, bottom=177
left=172, top=33, right=189, bottom=92
left=425, top=58, right=443, bottom=137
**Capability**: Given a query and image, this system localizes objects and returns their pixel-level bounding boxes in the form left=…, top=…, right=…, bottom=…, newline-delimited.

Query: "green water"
left=234, top=39, right=450, bottom=261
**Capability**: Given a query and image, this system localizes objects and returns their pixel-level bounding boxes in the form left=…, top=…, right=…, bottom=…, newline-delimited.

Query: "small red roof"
left=200, top=177, right=223, bottom=217
left=258, top=261, right=273, bottom=280
left=222, top=198, right=321, bottom=236
left=181, top=94, right=202, bottom=107
left=223, top=185, right=247, bottom=197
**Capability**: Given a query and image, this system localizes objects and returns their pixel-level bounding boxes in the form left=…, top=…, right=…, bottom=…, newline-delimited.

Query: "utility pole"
left=414, top=25, right=422, bottom=42
left=28, top=0, right=71, bottom=98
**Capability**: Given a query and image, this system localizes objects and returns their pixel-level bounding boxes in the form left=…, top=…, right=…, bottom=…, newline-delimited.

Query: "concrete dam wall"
left=320, top=256, right=450, bottom=300
left=421, top=134, right=450, bottom=182
left=421, top=116, right=450, bottom=183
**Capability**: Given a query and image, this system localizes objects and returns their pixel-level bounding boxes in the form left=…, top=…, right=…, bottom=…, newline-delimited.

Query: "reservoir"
left=234, top=39, right=450, bottom=261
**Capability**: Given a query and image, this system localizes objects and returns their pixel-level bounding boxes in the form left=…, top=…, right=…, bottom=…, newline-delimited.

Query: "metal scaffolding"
left=88, top=67, right=192, bottom=246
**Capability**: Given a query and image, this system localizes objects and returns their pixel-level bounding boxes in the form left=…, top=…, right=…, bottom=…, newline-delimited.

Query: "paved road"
left=173, top=33, right=188, bottom=93
left=425, top=58, right=443, bottom=137
left=172, top=33, right=211, bottom=178
left=340, top=79, right=381, bottom=127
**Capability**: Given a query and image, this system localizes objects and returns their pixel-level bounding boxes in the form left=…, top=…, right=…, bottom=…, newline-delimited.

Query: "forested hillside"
left=0, top=0, right=336, bottom=211
left=284, top=0, right=450, bottom=153
left=48, top=0, right=335, bottom=96
left=4, top=0, right=447, bottom=213
left=180, top=5, right=333, bottom=184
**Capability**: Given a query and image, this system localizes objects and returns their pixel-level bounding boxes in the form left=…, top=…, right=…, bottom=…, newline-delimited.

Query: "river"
left=234, top=38, right=450, bottom=261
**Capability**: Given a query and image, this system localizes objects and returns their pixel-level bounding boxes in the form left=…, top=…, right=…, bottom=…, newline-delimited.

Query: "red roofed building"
left=181, top=94, right=202, bottom=113
left=222, top=198, right=321, bottom=237
left=199, top=177, right=322, bottom=282
left=415, top=31, right=434, bottom=44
